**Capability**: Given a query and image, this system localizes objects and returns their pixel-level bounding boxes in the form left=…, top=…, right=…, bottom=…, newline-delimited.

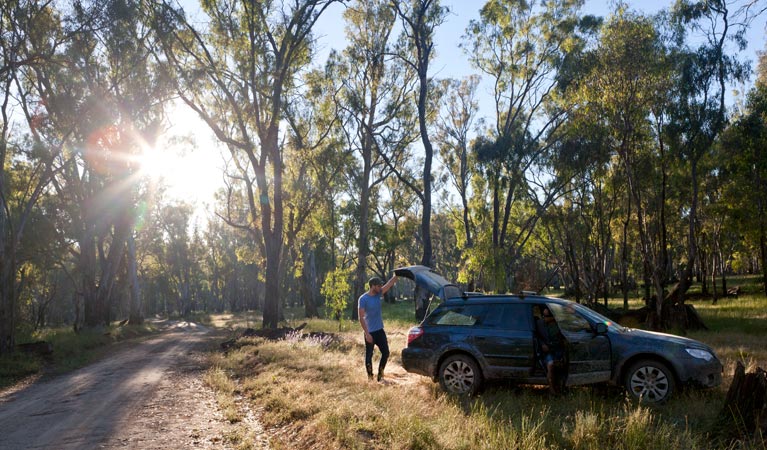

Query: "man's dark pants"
left=365, top=329, right=389, bottom=379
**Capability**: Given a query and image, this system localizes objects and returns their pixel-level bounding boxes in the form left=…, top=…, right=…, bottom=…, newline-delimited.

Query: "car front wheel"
left=624, top=359, right=676, bottom=403
left=439, top=354, right=482, bottom=395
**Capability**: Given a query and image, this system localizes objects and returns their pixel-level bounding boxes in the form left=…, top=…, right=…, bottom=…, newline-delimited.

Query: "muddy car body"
left=395, top=265, right=723, bottom=402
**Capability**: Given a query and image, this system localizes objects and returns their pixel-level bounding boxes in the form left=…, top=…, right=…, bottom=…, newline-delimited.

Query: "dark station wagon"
left=395, top=265, right=723, bottom=402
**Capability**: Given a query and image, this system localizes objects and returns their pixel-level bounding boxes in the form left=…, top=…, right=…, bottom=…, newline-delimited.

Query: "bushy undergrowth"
left=0, top=322, right=157, bottom=389
left=0, top=352, right=43, bottom=388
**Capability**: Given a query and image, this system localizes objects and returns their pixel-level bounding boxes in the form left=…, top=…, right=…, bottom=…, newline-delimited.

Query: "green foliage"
left=3, top=0, right=767, bottom=354
left=321, top=267, right=352, bottom=329
left=39, top=324, right=155, bottom=373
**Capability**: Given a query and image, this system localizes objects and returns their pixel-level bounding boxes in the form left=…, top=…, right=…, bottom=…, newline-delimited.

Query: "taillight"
left=407, top=326, right=424, bottom=345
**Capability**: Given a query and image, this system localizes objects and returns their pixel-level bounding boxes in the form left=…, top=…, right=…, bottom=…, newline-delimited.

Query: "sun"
left=138, top=104, right=225, bottom=206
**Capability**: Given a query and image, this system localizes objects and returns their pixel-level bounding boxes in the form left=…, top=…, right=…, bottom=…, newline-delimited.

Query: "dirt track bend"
left=0, top=321, right=265, bottom=449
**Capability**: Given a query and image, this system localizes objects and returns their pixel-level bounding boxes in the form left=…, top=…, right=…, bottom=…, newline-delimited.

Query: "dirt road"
left=0, top=321, right=265, bottom=449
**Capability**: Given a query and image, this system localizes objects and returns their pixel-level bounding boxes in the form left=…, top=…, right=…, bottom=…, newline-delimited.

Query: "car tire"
left=439, top=354, right=482, bottom=395
left=624, top=359, right=676, bottom=403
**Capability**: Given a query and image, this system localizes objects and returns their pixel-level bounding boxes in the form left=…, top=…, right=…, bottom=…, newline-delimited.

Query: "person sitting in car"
left=536, top=306, right=566, bottom=393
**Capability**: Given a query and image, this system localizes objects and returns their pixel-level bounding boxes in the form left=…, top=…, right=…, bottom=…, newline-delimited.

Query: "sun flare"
left=138, top=105, right=225, bottom=206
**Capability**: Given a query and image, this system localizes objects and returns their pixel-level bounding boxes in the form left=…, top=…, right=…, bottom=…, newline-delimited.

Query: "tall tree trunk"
left=758, top=168, right=767, bottom=295
left=263, top=240, right=281, bottom=328
left=414, top=31, right=433, bottom=268
left=761, top=230, right=767, bottom=297
left=353, top=178, right=372, bottom=322
left=658, top=126, right=669, bottom=287
left=260, top=123, right=285, bottom=329
left=94, top=219, right=131, bottom=325
left=82, top=230, right=101, bottom=327
left=302, top=245, right=319, bottom=318
left=0, top=252, right=16, bottom=354
left=666, top=161, right=700, bottom=310
left=621, top=193, right=631, bottom=310
left=712, top=252, right=719, bottom=304
left=127, top=234, right=143, bottom=325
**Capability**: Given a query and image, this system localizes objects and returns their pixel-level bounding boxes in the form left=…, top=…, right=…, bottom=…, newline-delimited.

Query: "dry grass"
left=202, top=288, right=767, bottom=450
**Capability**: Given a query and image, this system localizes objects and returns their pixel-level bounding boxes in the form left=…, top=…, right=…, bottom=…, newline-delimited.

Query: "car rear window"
left=427, top=304, right=487, bottom=326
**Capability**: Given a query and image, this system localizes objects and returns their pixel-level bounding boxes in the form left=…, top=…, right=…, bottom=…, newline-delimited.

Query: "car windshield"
left=572, top=303, right=626, bottom=332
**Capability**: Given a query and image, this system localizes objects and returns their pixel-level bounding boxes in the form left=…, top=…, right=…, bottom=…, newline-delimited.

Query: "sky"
left=160, top=0, right=767, bottom=217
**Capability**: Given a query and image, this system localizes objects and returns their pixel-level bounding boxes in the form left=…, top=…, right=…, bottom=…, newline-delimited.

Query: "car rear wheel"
left=439, top=354, right=482, bottom=395
left=624, top=359, right=675, bottom=403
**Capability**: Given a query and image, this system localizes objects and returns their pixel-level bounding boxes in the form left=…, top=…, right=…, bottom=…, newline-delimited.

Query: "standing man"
left=358, top=274, right=398, bottom=382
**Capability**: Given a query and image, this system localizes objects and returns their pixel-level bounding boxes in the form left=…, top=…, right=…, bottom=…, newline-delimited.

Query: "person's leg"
left=544, top=354, right=557, bottom=393
left=371, top=330, right=390, bottom=381
left=364, top=336, right=375, bottom=380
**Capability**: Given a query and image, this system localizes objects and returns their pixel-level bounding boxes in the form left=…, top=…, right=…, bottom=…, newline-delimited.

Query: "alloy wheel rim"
left=629, top=365, right=669, bottom=401
left=444, top=360, right=475, bottom=393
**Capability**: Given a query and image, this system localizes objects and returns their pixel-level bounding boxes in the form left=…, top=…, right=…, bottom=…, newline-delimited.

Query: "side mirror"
left=595, top=323, right=608, bottom=334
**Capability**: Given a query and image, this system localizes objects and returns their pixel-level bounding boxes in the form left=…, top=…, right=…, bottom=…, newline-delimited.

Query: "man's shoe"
left=377, top=372, right=384, bottom=382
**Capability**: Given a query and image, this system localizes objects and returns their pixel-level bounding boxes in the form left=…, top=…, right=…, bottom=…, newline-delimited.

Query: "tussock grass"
left=203, top=366, right=241, bottom=423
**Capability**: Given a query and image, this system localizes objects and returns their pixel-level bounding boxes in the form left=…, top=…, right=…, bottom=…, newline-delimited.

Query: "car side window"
left=548, top=303, right=592, bottom=334
left=482, top=304, right=530, bottom=331
left=427, top=305, right=487, bottom=326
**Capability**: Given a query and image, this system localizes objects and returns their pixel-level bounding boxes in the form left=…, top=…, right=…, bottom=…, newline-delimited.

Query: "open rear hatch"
left=393, top=265, right=463, bottom=301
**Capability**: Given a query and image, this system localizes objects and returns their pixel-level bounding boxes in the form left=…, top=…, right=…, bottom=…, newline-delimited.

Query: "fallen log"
left=16, top=341, right=53, bottom=356
left=240, top=323, right=307, bottom=340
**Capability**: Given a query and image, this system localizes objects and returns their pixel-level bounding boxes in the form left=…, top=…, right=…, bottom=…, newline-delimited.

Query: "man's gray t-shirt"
left=358, top=292, right=384, bottom=332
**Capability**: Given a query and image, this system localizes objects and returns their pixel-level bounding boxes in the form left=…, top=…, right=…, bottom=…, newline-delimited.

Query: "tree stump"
left=682, top=304, right=708, bottom=330
left=646, top=304, right=708, bottom=331
left=716, top=361, right=767, bottom=442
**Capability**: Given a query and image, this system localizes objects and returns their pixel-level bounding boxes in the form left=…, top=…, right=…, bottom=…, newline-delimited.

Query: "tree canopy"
left=0, top=0, right=765, bottom=352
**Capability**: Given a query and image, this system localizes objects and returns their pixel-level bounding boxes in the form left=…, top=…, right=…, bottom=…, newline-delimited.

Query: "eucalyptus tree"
left=662, top=1, right=749, bottom=318
left=719, top=73, right=767, bottom=295
left=370, top=174, right=418, bottom=294
left=201, top=212, right=243, bottom=312
left=151, top=0, right=338, bottom=328
left=391, top=0, right=448, bottom=270
left=434, top=75, right=481, bottom=251
left=329, top=0, right=417, bottom=319
left=0, top=0, right=96, bottom=348
left=573, top=9, right=671, bottom=316
left=462, top=0, right=597, bottom=292
left=156, top=202, right=194, bottom=315
left=281, top=67, right=349, bottom=318
left=10, top=0, right=173, bottom=330
left=542, top=116, right=618, bottom=304
left=0, top=2, right=43, bottom=354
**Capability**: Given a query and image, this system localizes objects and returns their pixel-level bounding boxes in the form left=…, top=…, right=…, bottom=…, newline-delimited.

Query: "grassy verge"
left=204, top=288, right=767, bottom=450
left=0, top=321, right=158, bottom=390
